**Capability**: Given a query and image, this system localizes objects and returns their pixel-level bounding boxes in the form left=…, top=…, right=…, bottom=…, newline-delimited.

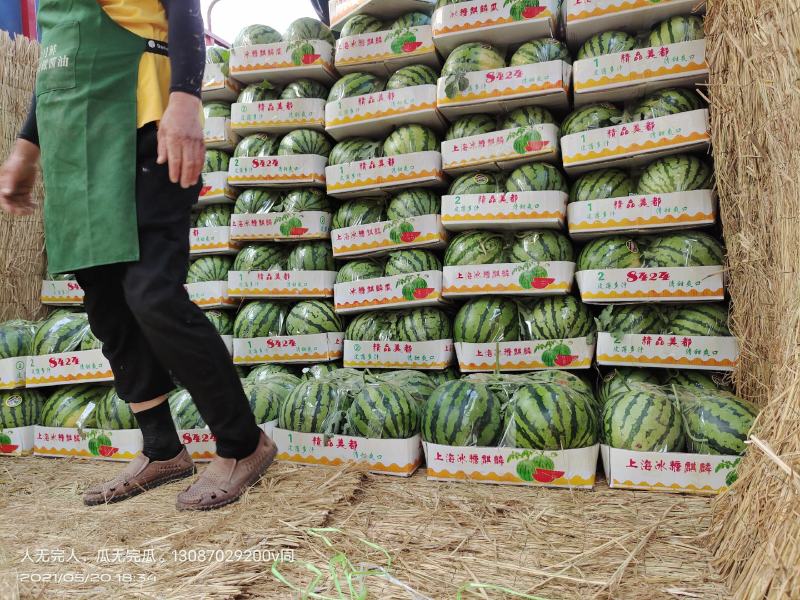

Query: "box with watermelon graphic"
left=601, top=445, right=742, bottom=495
left=203, top=117, right=240, bottom=152
left=185, top=281, right=238, bottom=309
left=442, top=124, right=561, bottom=174
left=334, top=270, right=446, bottom=314
left=455, top=336, right=596, bottom=372
left=325, top=85, right=446, bottom=141
left=199, top=171, right=237, bottom=206
left=34, top=427, right=141, bottom=461
left=424, top=443, right=599, bottom=489
left=573, top=39, right=708, bottom=104
left=180, top=422, right=276, bottom=463
left=189, top=227, right=240, bottom=256
left=441, top=190, right=567, bottom=231
left=567, top=190, right=717, bottom=239
left=335, top=25, right=439, bottom=77
left=40, top=279, right=84, bottom=306
left=331, top=214, right=448, bottom=258
left=329, top=0, right=436, bottom=31
left=26, top=349, right=113, bottom=388
left=343, top=339, right=453, bottom=370
left=272, top=428, right=422, bottom=477
left=436, top=60, right=571, bottom=118
left=233, top=332, right=344, bottom=365
left=231, top=98, right=326, bottom=135
left=0, top=358, right=26, bottom=390
left=595, top=332, right=739, bottom=371
left=561, top=109, right=710, bottom=174
left=230, top=211, right=332, bottom=242
left=228, top=155, right=328, bottom=187
left=576, top=266, right=725, bottom=304
left=0, top=425, right=34, bottom=456
left=228, top=41, right=337, bottom=85
left=325, top=151, right=445, bottom=198
left=443, top=261, right=575, bottom=298
left=431, top=0, right=560, bottom=55
left=201, top=62, right=242, bottom=102
left=228, top=270, right=337, bottom=299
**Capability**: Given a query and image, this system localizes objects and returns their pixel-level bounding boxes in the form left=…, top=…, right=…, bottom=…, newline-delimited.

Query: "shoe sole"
left=84, top=466, right=197, bottom=506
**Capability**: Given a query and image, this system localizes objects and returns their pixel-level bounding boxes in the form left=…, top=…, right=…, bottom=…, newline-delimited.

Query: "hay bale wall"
left=706, top=1, right=800, bottom=597
left=0, top=31, right=46, bottom=321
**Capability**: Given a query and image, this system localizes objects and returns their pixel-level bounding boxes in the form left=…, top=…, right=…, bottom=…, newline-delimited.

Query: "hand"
left=0, top=139, right=40, bottom=216
left=157, top=91, right=204, bottom=189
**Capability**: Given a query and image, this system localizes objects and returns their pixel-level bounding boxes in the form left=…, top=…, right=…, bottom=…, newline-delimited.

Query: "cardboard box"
left=561, top=109, right=711, bottom=174
left=233, top=332, right=344, bottom=365
left=26, top=350, right=113, bottom=388
left=325, top=151, right=445, bottom=198
left=573, top=39, right=708, bottom=105
left=329, top=0, right=435, bottom=31
left=203, top=117, right=240, bottom=151
left=595, top=332, right=739, bottom=371
left=201, top=62, right=242, bottom=102
left=273, top=428, right=422, bottom=476
left=425, top=442, right=598, bottom=489
left=230, top=211, right=332, bottom=241
left=185, top=281, right=239, bottom=309
left=0, top=425, right=34, bottom=456
left=325, top=85, right=446, bottom=141
left=199, top=171, right=237, bottom=206
left=0, top=357, right=26, bottom=390
left=432, top=0, right=559, bottom=55
left=334, top=270, right=445, bottom=314
left=228, top=41, right=337, bottom=85
left=576, top=265, right=725, bottom=304
left=455, top=336, right=595, bottom=372
left=567, top=190, right=717, bottom=239
left=441, top=190, right=567, bottom=231
left=442, top=124, right=560, bottom=173
left=443, top=261, right=574, bottom=297
left=180, top=422, right=276, bottom=462
left=331, top=214, right=448, bottom=258
left=228, top=270, right=337, bottom=299
left=221, top=334, right=233, bottom=356
left=436, top=60, right=571, bottom=118
left=40, top=280, right=84, bottom=306
left=189, top=227, right=240, bottom=256
left=335, top=25, right=439, bottom=77
left=231, top=98, right=326, bottom=135
left=601, top=444, right=742, bottom=495
left=228, top=154, right=328, bottom=187
left=343, top=338, right=453, bottom=369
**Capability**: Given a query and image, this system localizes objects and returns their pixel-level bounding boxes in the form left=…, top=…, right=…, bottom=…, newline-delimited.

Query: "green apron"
left=36, top=0, right=169, bottom=273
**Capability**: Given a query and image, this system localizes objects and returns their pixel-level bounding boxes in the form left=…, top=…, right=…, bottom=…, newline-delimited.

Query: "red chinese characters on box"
left=181, top=431, right=216, bottom=444
left=619, top=47, right=669, bottom=64
left=641, top=335, right=693, bottom=347
left=255, top=271, right=291, bottom=281
left=255, top=101, right=294, bottom=112
left=356, top=91, right=395, bottom=105
left=357, top=157, right=396, bottom=171
left=625, top=270, right=670, bottom=283
left=625, top=457, right=713, bottom=473
left=264, top=338, right=297, bottom=348
left=350, top=282, right=392, bottom=296
left=613, top=196, right=662, bottom=210
left=370, top=342, right=415, bottom=353
left=450, top=2, right=498, bottom=18
left=606, top=121, right=655, bottom=138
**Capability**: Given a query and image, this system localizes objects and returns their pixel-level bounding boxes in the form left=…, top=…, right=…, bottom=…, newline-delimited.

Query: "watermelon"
left=384, top=249, right=442, bottom=275
left=277, top=129, right=332, bottom=157
left=328, top=72, right=386, bottom=102
left=386, top=64, right=439, bottom=90
left=454, top=297, right=519, bottom=343
left=332, top=198, right=386, bottom=229
left=383, top=124, right=439, bottom=155
left=391, top=12, right=430, bottom=29
left=186, top=256, right=233, bottom=283
left=386, top=189, right=440, bottom=220
left=427, top=367, right=460, bottom=386
left=346, top=312, right=395, bottom=341
left=345, top=383, right=419, bottom=438
left=234, top=189, right=285, bottom=214
left=598, top=367, right=660, bottom=407
left=372, top=370, right=435, bottom=405
left=233, top=301, right=288, bottom=338
left=239, top=380, right=281, bottom=423
left=233, top=243, right=286, bottom=272
left=206, top=45, right=230, bottom=76
left=561, top=103, right=623, bottom=137
left=203, top=149, right=230, bottom=173
left=40, top=384, right=105, bottom=427
left=569, top=168, right=636, bottom=203
left=679, top=390, right=756, bottom=455
left=666, top=303, right=730, bottom=336
left=444, top=231, right=507, bottom=266
left=0, top=319, right=36, bottom=359
left=278, top=380, right=347, bottom=434
left=203, top=102, right=231, bottom=119
left=237, top=81, right=281, bottom=103
left=648, top=15, right=705, bottom=47
left=286, top=241, right=334, bottom=271
left=524, top=370, right=597, bottom=411
left=45, top=272, right=75, bottom=281
left=643, top=231, right=724, bottom=267
left=328, top=138, right=383, bottom=166
left=445, top=114, right=497, bottom=141
left=500, top=106, right=557, bottom=129
left=665, top=370, right=731, bottom=392
left=280, top=79, right=329, bottom=100
left=285, top=300, right=342, bottom=335
left=510, top=38, right=571, bottom=66
left=340, top=14, right=385, bottom=37
left=626, top=88, right=704, bottom=122
left=205, top=310, right=234, bottom=336
left=284, top=17, right=335, bottom=44
left=597, top=304, right=667, bottom=335
left=394, top=307, right=451, bottom=341
left=95, top=389, right=137, bottom=430
left=449, top=171, right=506, bottom=195
left=577, top=236, right=642, bottom=271
left=441, top=42, right=505, bottom=78
left=505, top=163, right=568, bottom=193
left=168, top=389, right=205, bottom=429
left=246, top=364, right=300, bottom=381
left=517, top=296, right=595, bottom=340
left=508, top=230, right=574, bottom=263
left=283, top=188, right=330, bottom=212
left=577, top=31, right=637, bottom=59
left=0, top=389, right=44, bottom=428
left=603, top=388, right=684, bottom=451
left=195, top=204, right=233, bottom=227
left=234, top=133, right=280, bottom=158
left=421, top=380, right=502, bottom=446
left=247, top=372, right=302, bottom=401
left=232, top=24, right=282, bottom=47
left=636, top=154, right=713, bottom=193
left=301, top=363, right=342, bottom=380
left=80, top=328, right=102, bottom=351
left=336, top=259, right=385, bottom=283
left=32, top=312, right=89, bottom=355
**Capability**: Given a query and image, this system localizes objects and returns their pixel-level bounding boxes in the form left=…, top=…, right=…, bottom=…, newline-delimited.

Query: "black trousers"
left=74, top=124, right=260, bottom=458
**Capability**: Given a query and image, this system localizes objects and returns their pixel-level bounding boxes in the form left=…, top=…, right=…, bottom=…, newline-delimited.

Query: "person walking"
left=0, top=0, right=276, bottom=510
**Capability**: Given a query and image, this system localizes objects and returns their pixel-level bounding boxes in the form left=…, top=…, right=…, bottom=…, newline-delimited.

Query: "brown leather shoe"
left=84, top=447, right=195, bottom=506
left=175, top=431, right=277, bottom=511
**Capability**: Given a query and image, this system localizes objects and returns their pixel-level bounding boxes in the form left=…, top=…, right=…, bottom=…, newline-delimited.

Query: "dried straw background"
left=0, top=31, right=46, bottom=321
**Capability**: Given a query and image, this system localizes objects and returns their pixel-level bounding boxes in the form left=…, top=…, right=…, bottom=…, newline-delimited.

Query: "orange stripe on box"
left=40, top=296, right=83, bottom=303
left=433, top=12, right=552, bottom=35
left=277, top=452, right=419, bottom=474
left=193, top=297, right=236, bottom=307
left=581, top=288, right=724, bottom=300
left=575, top=61, right=708, bottom=92
left=336, top=45, right=435, bottom=66
left=427, top=468, right=593, bottom=486
left=231, top=233, right=329, bottom=241
left=34, top=447, right=138, bottom=460
left=612, top=478, right=725, bottom=495
left=327, top=102, right=437, bottom=126
left=231, top=118, right=325, bottom=128
left=335, top=292, right=440, bottom=309
left=190, top=451, right=217, bottom=460
left=333, top=232, right=442, bottom=254
left=563, top=132, right=709, bottom=164
left=190, top=242, right=240, bottom=252
left=232, top=60, right=334, bottom=72
left=228, top=174, right=326, bottom=184
left=438, top=81, right=564, bottom=105
left=597, top=354, right=736, bottom=368
left=201, top=187, right=225, bottom=197
left=327, top=169, right=442, bottom=191
left=568, top=0, right=659, bottom=20
left=228, top=287, right=333, bottom=297
left=26, top=371, right=113, bottom=385
left=442, top=211, right=564, bottom=222
left=458, top=358, right=592, bottom=371
left=0, top=383, right=25, bottom=390
left=444, top=282, right=569, bottom=294
left=569, top=212, right=715, bottom=231
left=344, top=360, right=451, bottom=369
left=235, top=351, right=336, bottom=363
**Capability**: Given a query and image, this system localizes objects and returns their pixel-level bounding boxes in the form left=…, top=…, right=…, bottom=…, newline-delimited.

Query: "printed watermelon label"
left=273, top=428, right=422, bottom=476
left=441, top=190, right=567, bottom=230
left=185, top=281, right=238, bottom=309
left=325, top=151, right=445, bottom=197
left=26, top=349, right=113, bottom=388
left=595, top=332, right=739, bottom=371
left=334, top=270, right=445, bottom=313
left=179, top=422, right=276, bottom=462
left=561, top=109, right=710, bottom=172
left=40, top=279, right=84, bottom=306
left=425, top=442, right=598, bottom=489
left=228, top=270, right=337, bottom=299
left=233, top=332, right=344, bottom=364
left=576, top=266, right=725, bottom=303
left=228, top=154, right=328, bottom=187
left=228, top=41, right=337, bottom=84
left=329, top=0, right=435, bottom=29
left=331, top=214, right=448, bottom=258
left=201, top=62, right=241, bottom=102
left=601, top=445, right=742, bottom=495
left=455, top=336, right=595, bottom=372
left=230, top=211, right=331, bottom=241
left=203, top=117, right=240, bottom=151
left=0, top=425, right=34, bottom=456
left=231, top=98, right=326, bottom=135
left=442, top=124, right=560, bottom=173
left=344, top=339, right=453, bottom=369
left=34, top=427, right=142, bottom=461
left=0, top=357, right=26, bottom=390
left=568, top=190, right=716, bottom=238
left=443, top=261, right=574, bottom=297
left=199, top=171, right=236, bottom=206
left=335, top=25, right=438, bottom=75
left=189, top=227, right=240, bottom=256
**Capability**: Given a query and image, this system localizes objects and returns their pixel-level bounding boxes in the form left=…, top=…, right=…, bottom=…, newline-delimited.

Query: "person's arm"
left=309, top=0, right=331, bottom=25
left=18, top=95, right=39, bottom=147
left=161, top=0, right=205, bottom=98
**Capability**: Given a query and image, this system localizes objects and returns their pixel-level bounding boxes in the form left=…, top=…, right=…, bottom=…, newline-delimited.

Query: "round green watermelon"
left=280, top=79, right=329, bottom=100
left=577, top=31, right=637, bottom=60
left=203, top=102, right=231, bottom=119
left=517, top=296, right=595, bottom=340
left=237, top=81, right=281, bottom=103
left=285, top=300, right=342, bottom=335
left=328, top=72, right=386, bottom=102
left=340, top=14, right=385, bottom=37
left=441, top=42, right=505, bottom=78
left=283, top=17, right=335, bottom=45
left=277, top=129, right=332, bottom=157
left=232, top=24, right=282, bottom=47
left=577, top=236, right=643, bottom=270
left=421, top=380, right=503, bottom=446
left=383, top=124, right=439, bottom=155
left=454, top=297, right=519, bottom=343
left=234, top=133, right=280, bottom=158
left=561, top=103, right=623, bottom=136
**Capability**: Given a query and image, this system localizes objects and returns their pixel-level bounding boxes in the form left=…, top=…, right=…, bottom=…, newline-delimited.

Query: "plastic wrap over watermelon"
left=277, top=376, right=354, bottom=435
left=32, top=311, right=91, bottom=356
left=421, top=378, right=504, bottom=447
left=346, top=306, right=451, bottom=342
left=343, top=380, right=420, bottom=439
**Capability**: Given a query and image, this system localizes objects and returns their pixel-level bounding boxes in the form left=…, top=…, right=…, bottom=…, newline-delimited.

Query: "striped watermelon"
left=345, top=383, right=419, bottom=438
left=96, top=389, right=137, bottom=430
left=246, top=364, right=301, bottom=381
left=301, top=362, right=342, bottom=380
left=679, top=390, right=756, bottom=455
left=232, top=243, right=287, bottom=271
left=383, top=124, right=439, bottom=155
left=206, top=45, right=230, bottom=77
left=597, top=304, right=667, bottom=335
left=285, top=300, right=343, bottom=335
left=234, top=189, right=285, bottom=214
left=394, top=307, right=451, bottom=342
left=284, top=17, right=335, bottom=44
left=286, top=241, right=334, bottom=271
left=603, top=388, right=685, bottom=451
left=577, top=30, right=637, bottom=60
left=0, top=389, right=44, bottom=428
left=372, top=370, right=435, bottom=405
left=569, top=168, right=635, bottom=203
left=168, top=389, right=205, bottom=429
left=525, top=370, right=598, bottom=411
left=391, top=12, right=430, bottom=29
left=441, top=42, right=506, bottom=78
left=340, top=14, right=385, bottom=37
left=233, top=301, right=288, bottom=338
left=332, top=198, right=386, bottom=229
left=505, top=163, right=568, bottom=193
left=328, top=138, right=384, bottom=166
left=232, top=24, right=282, bottom=47
left=598, top=367, right=661, bottom=407
left=346, top=312, right=395, bottom=341
left=247, top=372, right=302, bottom=401
left=278, top=380, right=347, bottom=434
left=203, top=150, right=230, bottom=173
left=518, top=296, right=595, bottom=340
left=509, top=230, right=574, bottom=263
left=445, top=114, right=497, bottom=141
left=577, top=236, right=642, bottom=271
left=0, top=320, right=36, bottom=359
left=643, top=231, right=724, bottom=267
left=665, top=370, right=731, bottom=392
left=280, top=79, right=329, bottom=100
left=195, top=204, right=233, bottom=227
left=32, top=312, right=89, bottom=355
left=205, top=310, right=234, bottom=336
left=242, top=380, right=283, bottom=423
left=385, top=249, right=442, bottom=275
left=277, top=129, right=332, bottom=157
left=626, top=88, right=704, bottom=122
left=501, top=106, right=557, bottom=129
left=386, top=64, right=439, bottom=90
left=203, top=102, right=231, bottom=118
left=561, top=103, right=623, bottom=137
left=454, top=297, right=519, bottom=343
left=648, top=15, right=705, bottom=47
left=45, top=272, right=76, bottom=281
left=421, top=380, right=503, bottom=446
left=328, top=72, right=386, bottom=102
left=427, top=367, right=460, bottom=386
left=336, top=259, right=385, bottom=283
left=636, top=154, right=713, bottom=193
left=444, top=231, right=507, bottom=266
left=666, top=303, right=730, bottom=336
left=234, top=133, right=280, bottom=158
left=510, top=38, right=571, bottom=66
left=449, top=171, right=506, bottom=195
left=387, top=189, right=440, bottom=219
left=282, top=188, right=331, bottom=212
left=40, top=385, right=105, bottom=427
left=186, top=256, right=233, bottom=283
left=80, top=329, right=102, bottom=351
left=237, top=81, right=281, bottom=103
